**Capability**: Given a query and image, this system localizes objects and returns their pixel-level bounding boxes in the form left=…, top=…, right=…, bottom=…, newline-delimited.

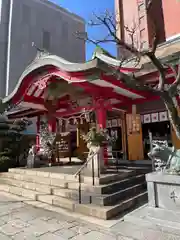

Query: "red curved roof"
left=3, top=49, right=176, bottom=118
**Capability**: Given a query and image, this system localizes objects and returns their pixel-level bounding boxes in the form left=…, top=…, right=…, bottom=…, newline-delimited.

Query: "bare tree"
left=76, top=2, right=180, bottom=139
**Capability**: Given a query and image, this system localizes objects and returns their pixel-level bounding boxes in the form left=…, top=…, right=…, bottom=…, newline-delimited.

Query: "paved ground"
left=0, top=192, right=131, bottom=240
left=0, top=192, right=180, bottom=240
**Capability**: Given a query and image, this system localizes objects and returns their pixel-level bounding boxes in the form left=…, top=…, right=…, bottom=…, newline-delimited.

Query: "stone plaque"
left=146, top=173, right=180, bottom=212
left=157, top=183, right=180, bottom=211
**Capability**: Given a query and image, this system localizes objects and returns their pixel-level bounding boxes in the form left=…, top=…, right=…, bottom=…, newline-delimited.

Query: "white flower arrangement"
left=39, top=120, right=56, bottom=156
left=81, top=127, right=115, bottom=147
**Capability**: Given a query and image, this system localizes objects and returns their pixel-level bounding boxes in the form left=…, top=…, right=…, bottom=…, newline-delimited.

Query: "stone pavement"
left=0, top=192, right=131, bottom=240
left=0, top=191, right=180, bottom=240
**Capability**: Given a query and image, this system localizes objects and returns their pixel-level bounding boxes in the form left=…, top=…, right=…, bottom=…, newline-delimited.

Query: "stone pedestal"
left=146, top=172, right=180, bottom=212
left=86, top=147, right=105, bottom=176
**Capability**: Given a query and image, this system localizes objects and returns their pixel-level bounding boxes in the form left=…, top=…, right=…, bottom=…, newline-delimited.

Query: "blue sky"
left=50, top=0, right=116, bottom=60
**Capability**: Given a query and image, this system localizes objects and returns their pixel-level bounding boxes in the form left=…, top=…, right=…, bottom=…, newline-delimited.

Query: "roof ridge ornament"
left=32, top=42, right=50, bottom=59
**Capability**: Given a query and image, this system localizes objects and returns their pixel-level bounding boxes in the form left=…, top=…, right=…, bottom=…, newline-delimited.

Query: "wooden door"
left=171, top=126, right=180, bottom=149
left=126, top=114, right=144, bottom=160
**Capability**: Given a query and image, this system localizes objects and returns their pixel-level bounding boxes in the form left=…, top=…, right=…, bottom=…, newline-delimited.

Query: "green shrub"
left=0, top=155, right=13, bottom=172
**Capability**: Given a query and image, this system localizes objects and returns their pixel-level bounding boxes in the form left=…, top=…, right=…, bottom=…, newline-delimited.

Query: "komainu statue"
left=148, top=140, right=180, bottom=175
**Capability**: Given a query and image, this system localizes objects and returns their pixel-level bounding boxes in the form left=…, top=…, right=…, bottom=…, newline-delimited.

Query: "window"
left=138, top=1, right=145, bottom=12
left=62, top=22, right=68, bottom=40
left=42, top=30, right=50, bottom=50
left=22, top=4, right=31, bottom=24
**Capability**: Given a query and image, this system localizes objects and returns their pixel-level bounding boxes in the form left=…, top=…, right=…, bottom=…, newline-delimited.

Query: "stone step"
left=8, top=168, right=137, bottom=185
left=0, top=183, right=46, bottom=200
left=0, top=177, right=54, bottom=194
left=37, top=195, right=75, bottom=211
left=69, top=174, right=145, bottom=195
left=124, top=205, right=180, bottom=236
left=52, top=182, right=146, bottom=206
left=118, top=167, right=151, bottom=175
left=100, top=174, right=146, bottom=194
left=0, top=172, right=146, bottom=204
left=91, top=182, right=146, bottom=206
left=8, top=168, right=77, bottom=182
left=37, top=191, right=147, bottom=219
left=82, top=169, right=136, bottom=185
left=111, top=220, right=180, bottom=240
left=0, top=172, right=69, bottom=188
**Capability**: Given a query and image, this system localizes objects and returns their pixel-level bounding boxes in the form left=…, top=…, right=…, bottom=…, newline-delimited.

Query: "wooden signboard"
left=53, top=133, right=71, bottom=161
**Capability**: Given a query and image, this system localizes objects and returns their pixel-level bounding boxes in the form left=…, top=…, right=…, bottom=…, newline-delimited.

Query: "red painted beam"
left=101, top=73, right=153, bottom=98
left=113, top=95, right=160, bottom=109
left=24, top=95, right=69, bottom=110
left=50, top=68, right=132, bottom=102
left=55, top=106, right=95, bottom=118
left=72, top=81, right=132, bottom=103
left=24, top=95, right=45, bottom=105
left=8, top=110, right=44, bottom=119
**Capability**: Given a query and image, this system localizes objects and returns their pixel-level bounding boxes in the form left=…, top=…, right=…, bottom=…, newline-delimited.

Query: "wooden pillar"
left=48, top=118, right=56, bottom=133
left=76, top=124, right=80, bottom=147
left=96, top=104, right=108, bottom=165
left=36, top=116, right=40, bottom=151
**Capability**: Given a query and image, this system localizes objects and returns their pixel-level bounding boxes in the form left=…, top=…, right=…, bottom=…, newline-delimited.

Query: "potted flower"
left=81, top=127, right=115, bottom=154
left=81, top=127, right=115, bottom=173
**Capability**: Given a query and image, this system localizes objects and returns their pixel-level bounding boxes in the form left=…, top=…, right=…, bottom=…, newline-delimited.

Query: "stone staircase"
left=0, top=167, right=148, bottom=220
left=108, top=160, right=152, bottom=174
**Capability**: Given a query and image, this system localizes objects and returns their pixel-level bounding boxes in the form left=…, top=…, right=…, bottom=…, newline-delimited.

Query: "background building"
left=115, top=0, right=180, bottom=55
left=115, top=0, right=180, bottom=159
left=161, top=0, right=180, bottom=41
left=0, top=0, right=85, bottom=97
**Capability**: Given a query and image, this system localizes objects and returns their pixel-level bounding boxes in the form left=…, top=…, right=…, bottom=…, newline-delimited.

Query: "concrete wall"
left=0, top=0, right=85, bottom=97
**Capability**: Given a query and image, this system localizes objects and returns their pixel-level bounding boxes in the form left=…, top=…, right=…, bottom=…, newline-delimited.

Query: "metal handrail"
left=74, top=149, right=100, bottom=177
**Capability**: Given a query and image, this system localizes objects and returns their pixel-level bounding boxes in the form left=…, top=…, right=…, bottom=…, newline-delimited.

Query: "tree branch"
left=170, top=62, right=180, bottom=92
left=145, top=51, right=166, bottom=90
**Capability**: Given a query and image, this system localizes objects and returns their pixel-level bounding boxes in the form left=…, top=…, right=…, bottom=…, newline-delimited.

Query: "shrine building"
left=3, top=36, right=180, bottom=163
